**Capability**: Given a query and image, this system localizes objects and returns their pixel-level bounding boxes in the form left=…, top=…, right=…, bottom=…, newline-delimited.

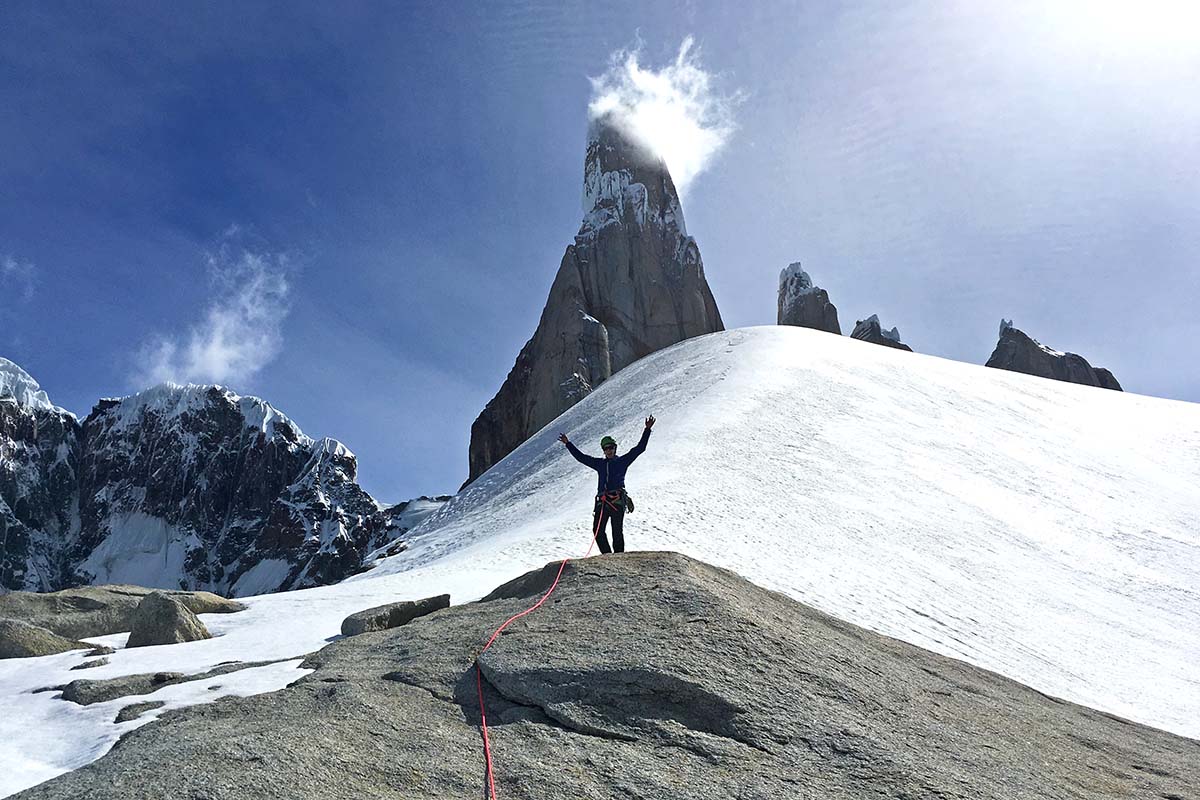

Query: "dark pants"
left=593, top=495, right=625, bottom=554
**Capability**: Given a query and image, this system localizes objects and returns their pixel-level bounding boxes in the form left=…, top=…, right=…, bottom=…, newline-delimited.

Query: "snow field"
left=1, top=325, right=1197, bottom=797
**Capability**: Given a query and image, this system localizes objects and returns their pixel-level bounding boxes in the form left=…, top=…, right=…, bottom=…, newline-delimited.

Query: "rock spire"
left=851, top=315, right=913, bottom=352
left=777, top=263, right=841, bottom=334
left=466, top=116, right=723, bottom=484
left=986, top=320, right=1122, bottom=390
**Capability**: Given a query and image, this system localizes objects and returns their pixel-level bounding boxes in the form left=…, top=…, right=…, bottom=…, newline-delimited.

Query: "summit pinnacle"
left=465, top=116, right=723, bottom=484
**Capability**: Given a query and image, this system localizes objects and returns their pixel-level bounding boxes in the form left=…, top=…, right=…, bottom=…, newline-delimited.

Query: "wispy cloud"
left=1, top=254, right=37, bottom=301
left=589, top=37, right=742, bottom=196
left=133, top=235, right=291, bottom=388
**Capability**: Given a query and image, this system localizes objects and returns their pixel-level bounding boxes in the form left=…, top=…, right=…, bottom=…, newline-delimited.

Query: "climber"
left=557, top=416, right=655, bottom=554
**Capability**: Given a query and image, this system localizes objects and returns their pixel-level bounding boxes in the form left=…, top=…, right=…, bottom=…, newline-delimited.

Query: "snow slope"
left=2, top=326, right=1198, bottom=797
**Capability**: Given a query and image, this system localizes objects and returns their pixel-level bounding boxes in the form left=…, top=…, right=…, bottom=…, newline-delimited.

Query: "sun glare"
left=1045, top=0, right=1200, bottom=54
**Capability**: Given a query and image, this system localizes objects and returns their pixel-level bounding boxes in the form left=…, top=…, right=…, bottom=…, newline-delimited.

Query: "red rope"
left=474, top=500, right=607, bottom=799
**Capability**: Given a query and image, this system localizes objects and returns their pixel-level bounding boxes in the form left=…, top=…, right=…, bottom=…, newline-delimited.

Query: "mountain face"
left=0, top=358, right=80, bottom=592
left=465, top=116, right=724, bottom=484
left=986, top=320, right=1122, bottom=391
left=850, top=314, right=912, bottom=351
left=0, top=360, right=443, bottom=596
left=777, top=262, right=841, bottom=334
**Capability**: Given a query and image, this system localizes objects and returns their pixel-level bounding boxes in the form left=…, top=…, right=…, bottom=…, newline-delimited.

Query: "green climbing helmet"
left=600, top=436, right=617, bottom=449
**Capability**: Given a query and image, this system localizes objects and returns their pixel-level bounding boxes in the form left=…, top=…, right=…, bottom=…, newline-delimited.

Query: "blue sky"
left=2, top=1, right=1198, bottom=501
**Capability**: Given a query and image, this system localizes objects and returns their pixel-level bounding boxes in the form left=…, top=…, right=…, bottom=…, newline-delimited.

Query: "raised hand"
left=558, top=433, right=570, bottom=445
left=644, top=415, right=656, bottom=429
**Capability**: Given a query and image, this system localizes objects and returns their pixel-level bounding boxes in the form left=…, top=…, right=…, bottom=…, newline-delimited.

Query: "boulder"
left=986, top=320, right=1123, bottom=390
left=340, top=594, right=450, bottom=637
left=0, top=618, right=93, bottom=659
left=17, top=553, right=1198, bottom=800
left=0, top=584, right=244, bottom=640
left=125, top=593, right=211, bottom=648
left=850, top=314, right=913, bottom=351
left=777, top=263, right=841, bottom=334
left=466, top=116, right=723, bottom=484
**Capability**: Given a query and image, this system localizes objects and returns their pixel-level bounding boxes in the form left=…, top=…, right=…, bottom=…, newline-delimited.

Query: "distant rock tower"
left=466, top=116, right=724, bottom=484
left=777, top=263, right=841, bottom=334
left=851, top=315, right=913, bottom=352
left=986, top=320, right=1122, bottom=390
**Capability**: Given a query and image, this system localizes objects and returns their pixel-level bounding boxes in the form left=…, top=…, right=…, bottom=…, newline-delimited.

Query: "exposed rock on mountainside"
left=777, top=262, right=841, bottom=334
left=851, top=314, right=913, bottom=351
left=466, top=116, right=723, bottom=484
left=19, top=553, right=1198, bottom=800
left=0, top=359, right=447, bottom=597
left=987, top=319, right=1123, bottom=390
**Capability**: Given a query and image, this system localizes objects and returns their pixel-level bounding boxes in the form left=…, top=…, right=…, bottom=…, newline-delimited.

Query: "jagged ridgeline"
left=0, top=357, right=444, bottom=596
left=465, top=115, right=724, bottom=485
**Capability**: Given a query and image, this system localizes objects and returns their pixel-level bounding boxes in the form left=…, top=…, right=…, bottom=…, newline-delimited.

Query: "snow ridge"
left=0, top=358, right=73, bottom=417
left=98, top=383, right=311, bottom=445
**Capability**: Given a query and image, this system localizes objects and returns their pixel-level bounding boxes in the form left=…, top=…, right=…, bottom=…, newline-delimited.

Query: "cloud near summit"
left=133, top=237, right=290, bottom=389
left=589, top=37, right=741, bottom=196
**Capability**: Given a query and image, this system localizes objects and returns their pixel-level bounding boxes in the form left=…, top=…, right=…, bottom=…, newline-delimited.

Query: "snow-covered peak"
left=0, top=357, right=73, bottom=417
left=96, top=382, right=312, bottom=445
left=779, top=262, right=813, bottom=289
left=778, top=262, right=819, bottom=303
left=579, top=116, right=687, bottom=238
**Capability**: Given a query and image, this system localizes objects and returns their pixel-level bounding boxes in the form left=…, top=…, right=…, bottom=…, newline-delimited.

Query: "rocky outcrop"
left=340, top=594, right=449, bottom=637
left=986, top=320, right=1123, bottom=390
left=125, top=593, right=211, bottom=648
left=19, top=553, right=1198, bottom=800
left=0, top=584, right=243, bottom=640
left=0, top=619, right=95, bottom=659
left=777, top=263, right=840, bottom=334
left=0, top=359, right=448, bottom=596
left=466, top=117, right=723, bottom=484
left=850, top=314, right=913, bottom=351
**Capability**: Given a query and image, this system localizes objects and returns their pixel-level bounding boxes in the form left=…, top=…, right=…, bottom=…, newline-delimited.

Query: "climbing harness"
left=473, top=503, right=607, bottom=799
left=595, top=489, right=625, bottom=514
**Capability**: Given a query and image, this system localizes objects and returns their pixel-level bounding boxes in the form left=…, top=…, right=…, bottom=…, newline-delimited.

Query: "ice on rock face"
left=780, top=262, right=814, bottom=291
left=779, top=262, right=819, bottom=307
left=0, top=357, right=72, bottom=416
left=578, top=119, right=685, bottom=239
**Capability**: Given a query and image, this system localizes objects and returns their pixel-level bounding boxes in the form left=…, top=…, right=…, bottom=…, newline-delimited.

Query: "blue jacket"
left=566, top=428, right=651, bottom=494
